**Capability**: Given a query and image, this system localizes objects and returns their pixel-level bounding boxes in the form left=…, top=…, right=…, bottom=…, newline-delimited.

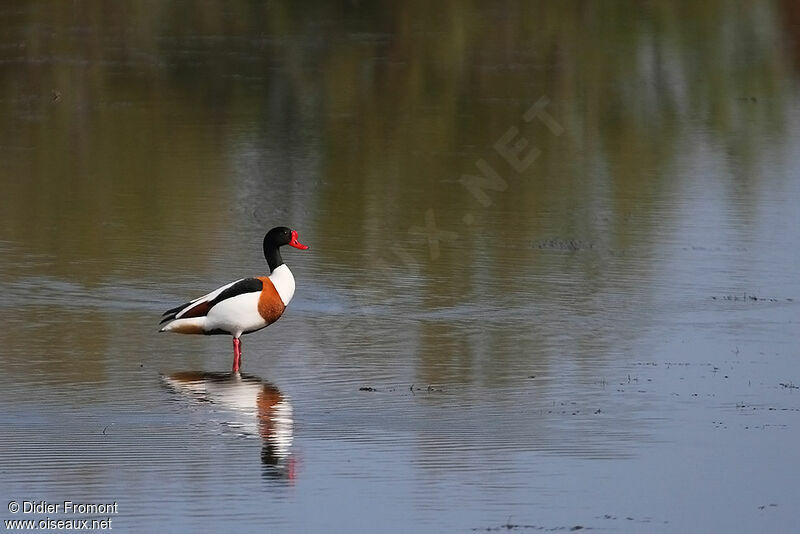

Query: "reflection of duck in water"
left=159, top=227, right=309, bottom=372
left=162, top=371, right=295, bottom=479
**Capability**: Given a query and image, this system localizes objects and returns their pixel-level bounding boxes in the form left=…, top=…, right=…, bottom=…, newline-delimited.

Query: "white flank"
left=204, top=292, right=265, bottom=337
left=269, top=264, right=296, bottom=306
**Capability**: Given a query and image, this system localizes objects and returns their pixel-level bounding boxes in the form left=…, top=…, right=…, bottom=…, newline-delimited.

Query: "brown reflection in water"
left=1, top=2, right=792, bottom=281
left=0, top=1, right=797, bottom=387
left=780, top=0, right=800, bottom=74
left=162, top=372, right=295, bottom=480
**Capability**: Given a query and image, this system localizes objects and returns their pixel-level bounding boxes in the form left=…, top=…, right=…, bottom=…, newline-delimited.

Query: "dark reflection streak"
left=161, top=371, right=295, bottom=482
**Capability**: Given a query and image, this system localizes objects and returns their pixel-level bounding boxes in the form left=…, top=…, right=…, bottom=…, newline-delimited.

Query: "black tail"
left=160, top=301, right=191, bottom=325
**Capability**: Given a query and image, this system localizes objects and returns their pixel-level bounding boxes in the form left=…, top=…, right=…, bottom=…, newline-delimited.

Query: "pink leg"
left=232, top=338, right=242, bottom=373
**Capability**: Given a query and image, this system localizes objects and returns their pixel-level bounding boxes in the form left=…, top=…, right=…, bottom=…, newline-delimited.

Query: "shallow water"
left=2, top=2, right=800, bottom=532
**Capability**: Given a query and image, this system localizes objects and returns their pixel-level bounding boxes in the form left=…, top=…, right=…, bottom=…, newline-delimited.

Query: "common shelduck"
left=159, top=226, right=309, bottom=372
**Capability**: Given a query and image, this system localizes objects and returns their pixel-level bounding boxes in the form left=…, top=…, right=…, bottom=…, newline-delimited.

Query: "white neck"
left=269, top=264, right=295, bottom=306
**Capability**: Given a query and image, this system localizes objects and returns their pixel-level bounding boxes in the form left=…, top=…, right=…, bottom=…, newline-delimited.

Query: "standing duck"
left=160, top=227, right=308, bottom=372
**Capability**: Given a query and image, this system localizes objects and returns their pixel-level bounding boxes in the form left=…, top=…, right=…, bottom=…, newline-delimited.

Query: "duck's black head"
left=263, top=227, right=309, bottom=271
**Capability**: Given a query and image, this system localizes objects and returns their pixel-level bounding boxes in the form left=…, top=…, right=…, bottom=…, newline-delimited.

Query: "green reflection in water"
left=0, top=1, right=797, bottom=385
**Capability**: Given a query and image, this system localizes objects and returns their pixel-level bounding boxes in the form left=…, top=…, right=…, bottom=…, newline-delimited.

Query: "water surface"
left=1, top=2, right=799, bottom=532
